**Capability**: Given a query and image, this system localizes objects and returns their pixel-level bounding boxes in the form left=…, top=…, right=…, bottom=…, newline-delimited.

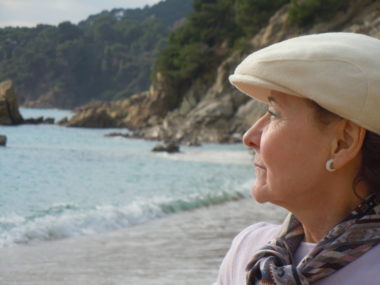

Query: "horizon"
left=0, top=0, right=162, bottom=28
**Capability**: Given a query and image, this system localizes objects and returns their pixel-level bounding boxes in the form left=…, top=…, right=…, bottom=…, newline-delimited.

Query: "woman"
left=214, top=33, right=380, bottom=284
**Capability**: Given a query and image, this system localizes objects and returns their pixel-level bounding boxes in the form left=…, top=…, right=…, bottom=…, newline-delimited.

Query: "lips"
left=254, top=161, right=266, bottom=170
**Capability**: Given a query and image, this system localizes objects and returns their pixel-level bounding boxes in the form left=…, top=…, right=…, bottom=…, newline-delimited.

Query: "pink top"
left=214, top=222, right=380, bottom=285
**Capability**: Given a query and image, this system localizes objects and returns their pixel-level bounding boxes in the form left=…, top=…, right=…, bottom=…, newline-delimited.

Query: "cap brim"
left=229, top=74, right=301, bottom=102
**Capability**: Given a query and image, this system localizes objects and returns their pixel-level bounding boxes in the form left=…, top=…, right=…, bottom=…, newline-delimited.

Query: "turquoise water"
left=0, top=108, right=253, bottom=247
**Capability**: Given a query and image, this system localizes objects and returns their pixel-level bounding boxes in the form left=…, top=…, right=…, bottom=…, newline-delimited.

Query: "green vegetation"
left=287, top=0, right=348, bottom=26
left=235, top=0, right=288, bottom=37
left=0, top=0, right=349, bottom=109
left=154, top=0, right=288, bottom=93
left=154, top=0, right=349, bottom=100
left=0, top=0, right=193, bottom=107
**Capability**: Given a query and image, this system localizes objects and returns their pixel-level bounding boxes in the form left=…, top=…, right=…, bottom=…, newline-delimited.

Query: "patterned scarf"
left=246, top=195, right=380, bottom=285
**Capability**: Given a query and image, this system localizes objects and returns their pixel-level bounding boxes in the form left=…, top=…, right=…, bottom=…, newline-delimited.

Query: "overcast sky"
left=0, top=0, right=162, bottom=28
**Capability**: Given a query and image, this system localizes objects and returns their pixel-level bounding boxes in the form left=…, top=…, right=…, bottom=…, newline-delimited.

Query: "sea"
left=0, top=108, right=286, bottom=285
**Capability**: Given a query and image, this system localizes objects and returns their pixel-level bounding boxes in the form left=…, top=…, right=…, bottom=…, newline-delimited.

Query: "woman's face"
left=243, top=91, right=335, bottom=210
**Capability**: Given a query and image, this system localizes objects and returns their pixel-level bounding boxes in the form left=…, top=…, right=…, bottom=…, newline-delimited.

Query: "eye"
left=267, top=109, right=280, bottom=119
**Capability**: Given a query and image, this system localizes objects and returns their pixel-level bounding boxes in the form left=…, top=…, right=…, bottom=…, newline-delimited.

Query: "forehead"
left=268, top=90, right=317, bottom=119
left=269, top=90, right=307, bottom=105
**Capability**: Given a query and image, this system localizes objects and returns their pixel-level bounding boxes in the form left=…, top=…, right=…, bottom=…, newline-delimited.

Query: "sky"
left=0, top=0, right=162, bottom=28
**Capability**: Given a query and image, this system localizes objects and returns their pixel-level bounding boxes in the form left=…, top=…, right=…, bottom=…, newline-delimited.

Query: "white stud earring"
left=326, top=159, right=336, bottom=172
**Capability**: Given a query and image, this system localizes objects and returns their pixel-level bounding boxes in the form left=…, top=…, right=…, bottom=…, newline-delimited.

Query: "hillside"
left=66, top=0, right=380, bottom=144
left=0, top=0, right=193, bottom=108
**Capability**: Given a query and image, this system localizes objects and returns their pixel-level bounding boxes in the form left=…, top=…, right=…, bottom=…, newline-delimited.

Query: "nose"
left=242, top=115, right=267, bottom=150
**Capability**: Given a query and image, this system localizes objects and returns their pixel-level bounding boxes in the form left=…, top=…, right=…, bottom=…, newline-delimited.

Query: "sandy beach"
left=0, top=199, right=286, bottom=285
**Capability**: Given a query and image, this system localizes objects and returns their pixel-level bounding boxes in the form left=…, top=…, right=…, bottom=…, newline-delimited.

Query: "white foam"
left=0, top=199, right=287, bottom=285
left=0, top=201, right=165, bottom=247
left=154, top=149, right=252, bottom=165
left=0, top=182, right=253, bottom=247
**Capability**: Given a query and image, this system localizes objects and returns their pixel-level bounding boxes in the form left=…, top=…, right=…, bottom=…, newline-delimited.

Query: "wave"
left=154, top=149, right=251, bottom=165
left=0, top=185, right=252, bottom=247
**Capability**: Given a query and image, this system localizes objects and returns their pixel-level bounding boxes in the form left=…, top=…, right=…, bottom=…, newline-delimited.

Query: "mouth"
left=254, top=162, right=266, bottom=170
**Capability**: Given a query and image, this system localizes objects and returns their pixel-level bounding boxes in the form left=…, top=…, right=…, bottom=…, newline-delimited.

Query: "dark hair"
left=358, top=131, right=380, bottom=194
left=309, top=101, right=380, bottom=197
left=308, top=101, right=339, bottom=128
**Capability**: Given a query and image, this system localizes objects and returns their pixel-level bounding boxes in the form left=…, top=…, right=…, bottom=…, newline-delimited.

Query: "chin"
left=251, top=185, right=271, bottom=204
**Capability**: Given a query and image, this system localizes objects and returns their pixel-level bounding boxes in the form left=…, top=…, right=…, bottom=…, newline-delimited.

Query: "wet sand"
left=0, top=199, right=286, bottom=285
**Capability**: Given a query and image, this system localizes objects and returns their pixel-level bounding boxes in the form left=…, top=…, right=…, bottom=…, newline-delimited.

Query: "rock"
left=186, top=138, right=202, bottom=147
left=23, top=117, right=55, bottom=125
left=23, top=117, right=43, bottom=124
left=63, top=0, right=380, bottom=143
left=0, top=135, right=6, bottom=146
left=44, top=117, right=55, bottom=124
left=152, top=142, right=180, bottom=153
left=105, top=132, right=132, bottom=138
left=66, top=108, right=120, bottom=128
left=57, top=116, right=69, bottom=125
left=140, top=0, right=380, bottom=144
left=0, top=80, right=23, bottom=125
left=65, top=99, right=133, bottom=128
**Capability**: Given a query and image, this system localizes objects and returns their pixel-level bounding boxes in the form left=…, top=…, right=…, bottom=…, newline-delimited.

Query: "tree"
left=288, top=0, right=347, bottom=26
left=0, top=0, right=193, bottom=108
left=235, top=0, right=289, bottom=37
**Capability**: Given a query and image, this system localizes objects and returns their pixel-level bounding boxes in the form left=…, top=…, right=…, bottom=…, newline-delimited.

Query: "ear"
left=330, top=120, right=366, bottom=169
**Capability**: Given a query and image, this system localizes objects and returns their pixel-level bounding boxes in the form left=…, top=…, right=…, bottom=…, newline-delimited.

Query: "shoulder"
left=315, top=242, right=380, bottom=285
left=214, top=222, right=281, bottom=285
left=231, top=222, right=281, bottom=248
left=227, top=222, right=281, bottom=265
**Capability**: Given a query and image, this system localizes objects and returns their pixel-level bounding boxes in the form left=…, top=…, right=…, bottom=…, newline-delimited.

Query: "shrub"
left=288, top=0, right=348, bottom=26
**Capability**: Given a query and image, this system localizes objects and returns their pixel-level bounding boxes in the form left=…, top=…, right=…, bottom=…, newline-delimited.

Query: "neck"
left=291, top=181, right=370, bottom=243
left=300, top=203, right=353, bottom=243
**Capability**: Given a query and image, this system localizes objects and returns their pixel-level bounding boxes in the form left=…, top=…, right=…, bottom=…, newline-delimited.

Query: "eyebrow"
left=267, top=96, right=278, bottom=103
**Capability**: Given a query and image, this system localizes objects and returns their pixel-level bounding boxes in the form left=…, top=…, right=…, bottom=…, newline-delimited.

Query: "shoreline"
left=0, top=199, right=286, bottom=285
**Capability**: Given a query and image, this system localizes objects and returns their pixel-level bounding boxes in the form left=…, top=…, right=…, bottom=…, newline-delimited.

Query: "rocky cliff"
left=0, top=80, right=23, bottom=125
left=67, top=0, right=380, bottom=144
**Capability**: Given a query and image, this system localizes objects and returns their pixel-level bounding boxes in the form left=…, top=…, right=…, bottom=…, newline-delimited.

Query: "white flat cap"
left=229, top=32, right=380, bottom=135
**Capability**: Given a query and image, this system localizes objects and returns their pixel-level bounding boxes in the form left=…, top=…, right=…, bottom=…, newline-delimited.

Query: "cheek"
left=261, top=126, right=327, bottom=191
left=260, top=128, right=294, bottom=171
